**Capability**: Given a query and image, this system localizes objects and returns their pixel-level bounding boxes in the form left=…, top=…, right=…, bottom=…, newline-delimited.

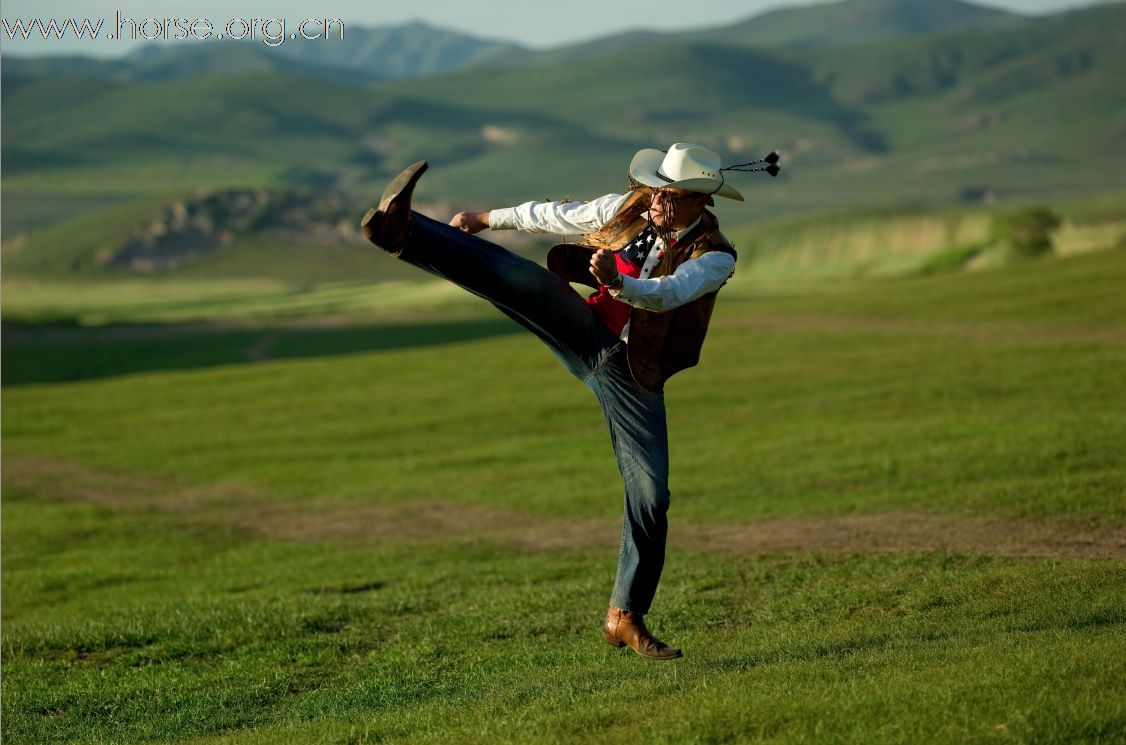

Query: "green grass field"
left=3, top=243, right=1125, bottom=743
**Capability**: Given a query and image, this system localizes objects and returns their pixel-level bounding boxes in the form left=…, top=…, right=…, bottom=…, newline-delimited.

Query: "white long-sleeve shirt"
left=488, top=193, right=736, bottom=314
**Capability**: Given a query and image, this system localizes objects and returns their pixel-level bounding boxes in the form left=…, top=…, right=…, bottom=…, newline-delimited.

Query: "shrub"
left=993, top=206, right=1062, bottom=259
left=919, top=242, right=985, bottom=275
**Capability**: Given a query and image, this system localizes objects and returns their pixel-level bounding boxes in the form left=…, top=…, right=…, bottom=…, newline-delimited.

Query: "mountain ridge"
left=1, top=0, right=1050, bottom=84
left=718, top=0, right=1025, bottom=47
left=1, top=20, right=524, bottom=83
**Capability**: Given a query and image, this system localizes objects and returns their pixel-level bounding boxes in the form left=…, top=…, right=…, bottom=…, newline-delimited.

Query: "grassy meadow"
left=3, top=219, right=1125, bottom=742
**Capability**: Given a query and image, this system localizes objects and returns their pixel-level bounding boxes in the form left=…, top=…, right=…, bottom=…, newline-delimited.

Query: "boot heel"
left=361, top=208, right=380, bottom=241
left=603, top=630, right=626, bottom=647
left=361, top=160, right=428, bottom=252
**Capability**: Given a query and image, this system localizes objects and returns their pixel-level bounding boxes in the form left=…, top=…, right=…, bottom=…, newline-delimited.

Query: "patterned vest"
left=546, top=189, right=737, bottom=391
left=583, top=224, right=657, bottom=336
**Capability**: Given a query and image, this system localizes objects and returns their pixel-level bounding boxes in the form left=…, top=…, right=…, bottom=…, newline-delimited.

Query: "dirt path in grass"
left=5, top=455, right=1125, bottom=560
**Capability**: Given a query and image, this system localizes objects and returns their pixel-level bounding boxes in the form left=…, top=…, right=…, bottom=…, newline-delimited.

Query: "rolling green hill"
left=338, top=1, right=1126, bottom=215
left=3, top=2, right=1125, bottom=281
left=383, top=42, right=876, bottom=142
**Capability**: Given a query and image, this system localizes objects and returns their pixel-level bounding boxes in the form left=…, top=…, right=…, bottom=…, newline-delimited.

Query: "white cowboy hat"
left=629, top=143, right=745, bottom=202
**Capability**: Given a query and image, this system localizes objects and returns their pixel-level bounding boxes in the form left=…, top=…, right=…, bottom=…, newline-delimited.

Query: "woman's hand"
left=449, top=211, right=490, bottom=234
left=589, top=249, right=622, bottom=288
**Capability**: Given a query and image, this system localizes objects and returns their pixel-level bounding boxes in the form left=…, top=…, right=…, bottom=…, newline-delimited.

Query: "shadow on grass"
left=1, top=316, right=523, bottom=386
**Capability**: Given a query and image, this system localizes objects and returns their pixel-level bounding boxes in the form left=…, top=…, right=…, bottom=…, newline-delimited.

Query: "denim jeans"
left=399, top=213, right=671, bottom=614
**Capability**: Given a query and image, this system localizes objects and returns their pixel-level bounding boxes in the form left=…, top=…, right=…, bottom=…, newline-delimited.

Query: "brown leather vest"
left=546, top=189, right=736, bottom=392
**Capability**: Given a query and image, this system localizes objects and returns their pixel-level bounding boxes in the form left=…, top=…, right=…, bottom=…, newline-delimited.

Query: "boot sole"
left=604, top=632, right=681, bottom=658
left=381, top=160, right=428, bottom=211
left=360, top=160, right=429, bottom=229
left=604, top=629, right=682, bottom=658
left=361, top=160, right=429, bottom=249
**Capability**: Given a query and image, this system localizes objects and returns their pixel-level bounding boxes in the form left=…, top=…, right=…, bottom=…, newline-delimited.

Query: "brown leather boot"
left=361, top=160, right=429, bottom=254
left=603, top=606, right=682, bottom=660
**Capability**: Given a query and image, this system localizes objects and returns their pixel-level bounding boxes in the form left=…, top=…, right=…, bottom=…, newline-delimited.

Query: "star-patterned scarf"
left=621, top=225, right=657, bottom=267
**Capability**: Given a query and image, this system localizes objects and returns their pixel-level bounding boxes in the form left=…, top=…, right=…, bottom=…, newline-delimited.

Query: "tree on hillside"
left=994, top=207, right=1062, bottom=259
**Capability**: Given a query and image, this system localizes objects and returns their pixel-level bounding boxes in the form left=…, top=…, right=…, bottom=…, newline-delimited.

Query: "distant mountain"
left=1, top=41, right=370, bottom=87
left=476, top=30, right=668, bottom=69
left=1, top=0, right=1027, bottom=87
left=813, top=1, right=1126, bottom=104
left=131, top=44, right=374, bottom=85
left=274, top=21, right=524, bottom=79
left=1, top=21, right=525, bottom=84
left=709, top=0, right=1025, bottom=48
left=475, top=0, right=1028, bottom=70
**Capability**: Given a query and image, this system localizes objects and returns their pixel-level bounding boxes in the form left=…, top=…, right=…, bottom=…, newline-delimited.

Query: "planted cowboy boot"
left=361, top=160, right=429, bottom=254
left=603, top=606, right=682, bottom=660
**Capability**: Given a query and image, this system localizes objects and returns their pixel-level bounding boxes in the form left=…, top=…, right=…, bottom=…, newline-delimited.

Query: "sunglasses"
left=652, top=189, right=708, bottom=204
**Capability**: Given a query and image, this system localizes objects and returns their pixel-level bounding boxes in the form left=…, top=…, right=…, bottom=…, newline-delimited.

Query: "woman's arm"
left=450, top=193, right=628, bottom=236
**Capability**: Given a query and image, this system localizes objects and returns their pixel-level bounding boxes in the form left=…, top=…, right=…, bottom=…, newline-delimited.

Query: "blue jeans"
left=399, top=214, right=671, bottom=614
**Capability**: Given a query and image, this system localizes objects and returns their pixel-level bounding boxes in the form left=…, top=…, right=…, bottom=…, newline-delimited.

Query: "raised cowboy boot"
left=361, top=160, right=429, bottom=254
left=603, top=605, right=682, bottom=660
